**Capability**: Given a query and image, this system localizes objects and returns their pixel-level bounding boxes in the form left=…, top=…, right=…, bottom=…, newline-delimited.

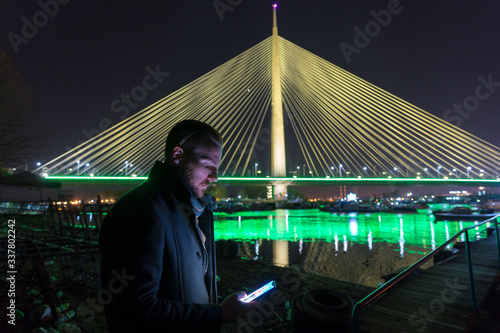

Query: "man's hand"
left=221, top=292, right=257, bottom=322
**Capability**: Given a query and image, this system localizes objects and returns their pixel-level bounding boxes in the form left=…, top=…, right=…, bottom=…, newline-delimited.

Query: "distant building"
left=0, top=172, right=61, bottom=201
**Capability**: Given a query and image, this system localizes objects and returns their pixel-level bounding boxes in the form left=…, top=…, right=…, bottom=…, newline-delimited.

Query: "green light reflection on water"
left=214, top=209, right=495, bottom=287
left=214, top=209, right=489, bottom=251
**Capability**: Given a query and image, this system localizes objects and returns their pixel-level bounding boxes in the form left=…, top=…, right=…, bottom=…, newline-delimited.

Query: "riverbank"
left=216, top=257, right=375, bottom=332
left=1, top=259, right=375, bottom=333
left=1, top=215, right=374, bottom=332
left=2, top=215, right=498, bottom=332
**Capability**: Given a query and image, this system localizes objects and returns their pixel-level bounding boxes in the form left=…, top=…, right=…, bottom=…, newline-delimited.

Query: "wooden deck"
left=358, top=233, right=500, bottom=333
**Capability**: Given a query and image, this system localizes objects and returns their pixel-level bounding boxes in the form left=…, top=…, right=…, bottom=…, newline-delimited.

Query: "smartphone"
left=242, top=281, right=276, bottom=303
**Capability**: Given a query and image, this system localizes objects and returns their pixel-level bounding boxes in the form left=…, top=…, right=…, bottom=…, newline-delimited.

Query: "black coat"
left=99, top=162, right=222, bottom=332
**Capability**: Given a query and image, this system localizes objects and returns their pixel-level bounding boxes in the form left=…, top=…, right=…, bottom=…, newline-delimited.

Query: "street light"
left=363, top=166, right=367, bottom=176
left=394, top=166, right=398, bottom=177
left=85, top=163, right=90, bottom=175
left=330, top=166, right=335, bottom=177
left=77, top=160, right=80, bottom=175
left=296, top=166, right=300, bottom=177
left=339, top=164, right=343, bottom=177
left=424, top=167, right=429, bottom=178
left=437, top=166, right=442, bottom=177
left=125, top=161, right=129, bottom=175
left=467, top=166, right=472, bottom=178
left=254, top=163, right=258, bottom=177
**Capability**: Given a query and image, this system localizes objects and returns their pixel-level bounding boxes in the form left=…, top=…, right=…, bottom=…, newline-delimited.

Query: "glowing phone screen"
left=242, top=281, right=276, bottom=303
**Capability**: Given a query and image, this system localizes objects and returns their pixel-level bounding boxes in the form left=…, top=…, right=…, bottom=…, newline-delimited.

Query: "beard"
left=181, top=164, right=203, bottom=198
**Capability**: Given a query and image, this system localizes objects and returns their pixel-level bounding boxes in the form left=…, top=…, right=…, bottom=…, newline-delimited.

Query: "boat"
left=321, top=201, right=380, bottom=213
left=433, top=206, right=499, bottom=221
left=383, top=205, right=418, bottom=214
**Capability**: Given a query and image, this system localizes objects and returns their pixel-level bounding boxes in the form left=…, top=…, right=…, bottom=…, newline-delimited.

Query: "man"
left=99, top=120, right=254, bottom=332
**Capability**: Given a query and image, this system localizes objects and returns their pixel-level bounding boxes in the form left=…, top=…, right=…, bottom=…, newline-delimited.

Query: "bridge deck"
left=358, top=233, right=500, bottom=333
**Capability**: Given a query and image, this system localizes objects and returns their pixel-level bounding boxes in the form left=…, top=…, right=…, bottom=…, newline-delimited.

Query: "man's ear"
left=171, top=146, right=183, bottom=166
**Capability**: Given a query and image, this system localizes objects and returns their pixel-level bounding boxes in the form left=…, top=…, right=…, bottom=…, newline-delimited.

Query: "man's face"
left=180, top=145, right=221, bottom=198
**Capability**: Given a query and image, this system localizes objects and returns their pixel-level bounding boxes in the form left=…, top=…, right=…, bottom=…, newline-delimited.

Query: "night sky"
left=1, top=0, right=500, bottom=168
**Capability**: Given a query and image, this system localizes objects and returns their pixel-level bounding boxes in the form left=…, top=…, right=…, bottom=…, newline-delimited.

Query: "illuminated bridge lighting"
left=45, top=175, right=500, bottom=186
left=45, top=176, right=148, bottom=181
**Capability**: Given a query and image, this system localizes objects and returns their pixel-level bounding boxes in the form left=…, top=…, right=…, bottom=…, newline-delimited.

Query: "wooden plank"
left=386, top=285, right=481, bottom=305
left=366, top=297, right=475, bottom=322
left=403, top=278, right=491, bottom=295
left=361, top=306, right=467, bottom=333
left=360, top=308, right=422, bottom=333
left=426, top=266, right=498, bottom=280
left=363, top=309, right=466, bottom=332
left=453, top=258, right=499, bottom=267
left=375, top=290, right=475, bottom=310
left=358, top=233, right=500, bottom=332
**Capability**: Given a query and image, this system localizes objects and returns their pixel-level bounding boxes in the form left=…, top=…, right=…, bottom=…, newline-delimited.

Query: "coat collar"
left=147, top=161, right=213, bottom=211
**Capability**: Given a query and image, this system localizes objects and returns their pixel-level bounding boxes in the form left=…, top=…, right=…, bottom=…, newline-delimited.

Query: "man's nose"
left=208, top=168, right=218, bottom=182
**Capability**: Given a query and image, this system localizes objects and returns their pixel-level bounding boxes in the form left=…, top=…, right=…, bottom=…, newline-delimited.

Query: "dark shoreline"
left=2, top=215, right=499, bottom=332
left=216, top=257, right=375, bottom=333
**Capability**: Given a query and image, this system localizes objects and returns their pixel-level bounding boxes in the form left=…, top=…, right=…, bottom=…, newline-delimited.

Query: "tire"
left=301, top=288, right=354, bottom=324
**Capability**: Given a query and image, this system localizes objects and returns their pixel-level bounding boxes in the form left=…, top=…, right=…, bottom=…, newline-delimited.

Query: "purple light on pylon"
left=273, top=4, right=278, bottom=8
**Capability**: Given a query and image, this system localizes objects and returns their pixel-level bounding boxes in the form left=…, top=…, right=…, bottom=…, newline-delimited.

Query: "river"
left=214, top=209, right=491, bottom=287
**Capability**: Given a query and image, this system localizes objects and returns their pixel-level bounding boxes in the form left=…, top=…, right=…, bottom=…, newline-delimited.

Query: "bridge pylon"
left=271, top=4, right=287, bottom=200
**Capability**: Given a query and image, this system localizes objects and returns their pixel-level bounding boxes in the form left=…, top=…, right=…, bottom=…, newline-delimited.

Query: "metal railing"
left=352, top=214, right=500, bottom=333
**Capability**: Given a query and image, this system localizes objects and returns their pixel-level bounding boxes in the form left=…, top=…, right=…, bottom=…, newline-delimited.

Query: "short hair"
left=165, top=120, right=223, bottom=162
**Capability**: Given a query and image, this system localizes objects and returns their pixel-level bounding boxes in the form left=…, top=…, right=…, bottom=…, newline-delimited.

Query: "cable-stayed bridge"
left=38, top=7, right=500, bottom=189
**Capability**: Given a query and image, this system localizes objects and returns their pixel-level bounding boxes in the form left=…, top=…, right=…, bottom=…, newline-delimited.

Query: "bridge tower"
left=270, top=4, right=288, bottom=199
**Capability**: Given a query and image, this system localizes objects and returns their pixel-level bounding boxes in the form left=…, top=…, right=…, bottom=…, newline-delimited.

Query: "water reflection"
left=349, top=217, right=358, bottom=236
left=273, top=240, right=289, bottom=267
left=214, top=209, right=491, bottom=287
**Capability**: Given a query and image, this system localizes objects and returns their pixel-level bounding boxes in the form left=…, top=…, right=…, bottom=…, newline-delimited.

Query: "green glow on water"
left=214, top=209, right=497, bottom=286
left=214, top=209, right=492, bottom=251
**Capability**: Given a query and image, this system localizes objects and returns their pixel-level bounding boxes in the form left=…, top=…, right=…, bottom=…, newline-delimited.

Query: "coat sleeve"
left=99, top=190, right=223, bottom=333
